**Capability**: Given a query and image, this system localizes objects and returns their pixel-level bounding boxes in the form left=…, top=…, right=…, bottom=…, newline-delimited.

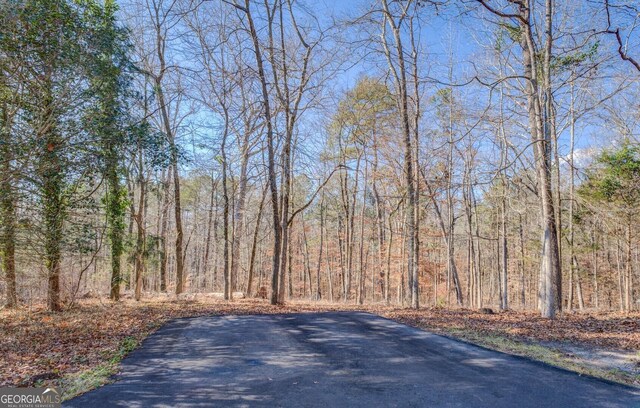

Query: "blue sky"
left=119, top=0, right=638, bottom=180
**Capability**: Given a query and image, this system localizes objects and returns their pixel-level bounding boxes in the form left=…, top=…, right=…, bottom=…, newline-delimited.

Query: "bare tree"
left=380, top=0, right=420, bottom=308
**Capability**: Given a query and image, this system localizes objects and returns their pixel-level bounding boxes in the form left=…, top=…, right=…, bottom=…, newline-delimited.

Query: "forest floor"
left=1, top=295, right=639, bottom=400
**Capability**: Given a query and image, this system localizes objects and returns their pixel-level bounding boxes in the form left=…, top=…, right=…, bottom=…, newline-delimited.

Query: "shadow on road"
left=65, top=312, right=640, bottom=407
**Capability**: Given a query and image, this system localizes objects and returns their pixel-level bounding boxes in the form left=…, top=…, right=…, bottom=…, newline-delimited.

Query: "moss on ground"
left=57, top=336, right=140, bottom=401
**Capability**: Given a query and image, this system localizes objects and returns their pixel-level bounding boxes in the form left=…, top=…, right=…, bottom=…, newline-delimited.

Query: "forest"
left=1, top=0, right=640, bottom=321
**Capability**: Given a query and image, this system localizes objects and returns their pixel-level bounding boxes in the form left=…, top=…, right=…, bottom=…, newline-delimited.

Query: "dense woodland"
left=0, top=0, right=639, bottom=318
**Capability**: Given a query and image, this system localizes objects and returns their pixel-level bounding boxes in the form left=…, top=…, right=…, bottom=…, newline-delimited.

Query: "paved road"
left=66, top=312, right=640, bottom=407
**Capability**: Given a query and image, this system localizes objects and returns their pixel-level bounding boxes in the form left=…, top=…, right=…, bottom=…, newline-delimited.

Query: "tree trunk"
left=372, top=136, right=386, bottom=299
left=242, top=0, right=281, bottom=305
left=171, top=136, right=185, bottom=294
left=592, top=227, right=599, bottom=308
left=626, top=223, right=632, bottom=312
left=40, top=82, right=64, bottom=312
left=315, top=191, right=325, bottom=300
left=385, top=212, right=394, bottom=305
left=221, top=109, right=231, bottom=301
left=498, top=80, right=509, bottom=311
left=381, top=0, right=418, bottom=308
left=347, top=153, right=361, bottom=302
left=302, top=218, right=312, bottom=298
left=153, top=49, right=184, bottom=295
left=520, top=0, right=562, bottom=318
left=0, top=103, right=17, bottom=308
left=134, top=150, right=146, bottom=301
left=202, top=176, right=217, bottom=290
left=159, top=168, right=170, bottom=292
left=325, top=216, right=334, bottom=302
left=230, top=133, right=251, bottom=297
left=106, top=158, right=124, bottom=301
left=500, top=192, right=509, bottom=310
left=616, top=238, right=624, bottom=311
left=472, top=183, right=483, bottom=307
left=357, top=150, right=368, bottom=305
left=519, top=213, right=526, bottom=308
left=247, top=183, right=268, bottom=297
left=463, top=164, right=478, bottom=308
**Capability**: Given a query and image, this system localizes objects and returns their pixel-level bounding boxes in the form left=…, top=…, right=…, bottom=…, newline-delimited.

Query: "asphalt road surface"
left=65, top=312, right=640, bottom=407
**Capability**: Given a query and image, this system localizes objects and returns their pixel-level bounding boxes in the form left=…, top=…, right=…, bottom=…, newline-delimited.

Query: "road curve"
left=65, top=312, right=640, bottom=407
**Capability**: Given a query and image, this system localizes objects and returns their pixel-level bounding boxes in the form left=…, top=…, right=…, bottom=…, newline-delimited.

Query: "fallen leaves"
left=0, top=297, right=339, bottom=389
left=1, top=297, right=639, bottom=393
left=382, top=308, right=640, bottom=351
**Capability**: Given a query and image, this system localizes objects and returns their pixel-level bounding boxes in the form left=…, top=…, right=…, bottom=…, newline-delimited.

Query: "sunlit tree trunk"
left=522, top=0, right=561, bottom=318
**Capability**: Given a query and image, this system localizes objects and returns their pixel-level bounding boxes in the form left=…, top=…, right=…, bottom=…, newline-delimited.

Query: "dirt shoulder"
left=1, top=297, right=638, bottom=399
